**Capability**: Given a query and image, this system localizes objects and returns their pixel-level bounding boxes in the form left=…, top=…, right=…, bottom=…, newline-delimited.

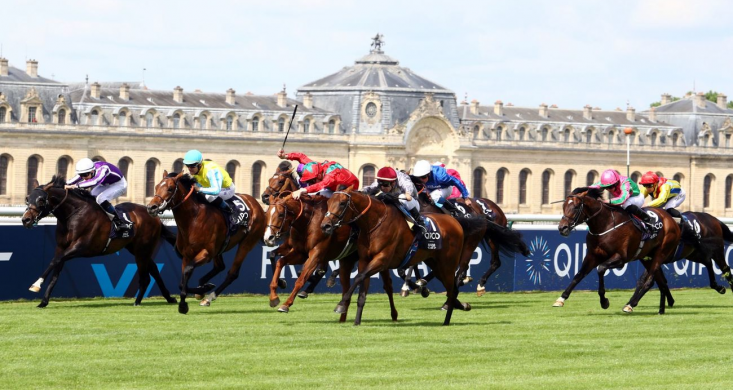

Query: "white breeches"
left=399, top=196, right=420, bottom=212
left=92, top=178, right=127, bottom=204
left=204, top=185, right=236, bottom=203
left=428, top=187, right=453, bottom=205
left=620, top=193, right=644, bottom=209
left=663, top=189, right=686, bottom=209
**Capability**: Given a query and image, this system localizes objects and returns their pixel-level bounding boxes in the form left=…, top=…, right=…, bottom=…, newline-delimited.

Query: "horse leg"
left=37, top=261, right=68, bottom=308
left=270, top=252, right=304, bottom=307
left=353, top=276, right=371, bottom=326
left=300, top=262, right=329, bottom=298
left=326, top=266, right=340, bottom=288
left=207, top=235, right=259, bottom=306
left=700, top=256, right=726, bottom=294
left=554, top=255, right=599, bottom=307
left=477, top=241, right=500, bottom=297
left=195, top=255, right=225, bottom=298
left=178, top=262, right=195, bottom=314
left=596, top=264, right=610, bottom=310
left=279, top=247, right=328, bottom=313
left=336, top=256, right=384, bottom=317
left=36, top=243, right=87, bottom=307
left=147, top=257, right=177, bottom=304
left=270, top=244, right=289, bottom=289
left=134, top=260, right=151, bottom=306
left=30, top=246, right=67, bottom=293
left=337, top=256, right=356, bottom=322
left=712, top=247, right=733, bottom=292
left=400, top=266, right=414, bottom=297
left=381, top=270, right=398, bottom=321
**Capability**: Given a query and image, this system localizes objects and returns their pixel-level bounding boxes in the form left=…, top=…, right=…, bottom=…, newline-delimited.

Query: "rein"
left=266, top=197, right=305, bottom=239
left=562, top=195, right=630, bottom=235
left=327, top=191, right=373, bottom=229
left=152, top=179, right=194, bottom=213
left=26, top=187, right=71, bottom=224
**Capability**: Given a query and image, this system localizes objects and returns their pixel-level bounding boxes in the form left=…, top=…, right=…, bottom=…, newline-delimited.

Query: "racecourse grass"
left=1, top=289, right=732, bottom=389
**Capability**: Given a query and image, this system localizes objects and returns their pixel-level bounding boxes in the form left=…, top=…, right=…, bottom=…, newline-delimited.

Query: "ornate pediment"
left=408, top=93, right=444, bottom=123
left=721, top=117, right=733, bottom=130
left=21, top=87, right=42, bottom=104
left=0, top=92, right=6, bottom=104
left=56, top=94, right=67, bottom=106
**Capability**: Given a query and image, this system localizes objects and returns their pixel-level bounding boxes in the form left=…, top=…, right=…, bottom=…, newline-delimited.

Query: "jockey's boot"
left=101, top=200, right=131, bottom=236
left=211, top=197, right=233, bottom=214
left=442, top=199, right=469, bottom=218
left=671, top=209, right=701, bottom=242
left=409, top=207, right=427, bottom=233
left=626, top=205, right=657, bottom=232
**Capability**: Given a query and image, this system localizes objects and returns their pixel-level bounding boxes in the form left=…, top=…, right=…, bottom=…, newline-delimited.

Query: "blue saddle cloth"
left=224, top=195, right=250, bottom=235
left=629, top=208, right=660, bottom=241
left=109, top=208, right=134, bottom=239
left=397, top=215, right=443, bottom=269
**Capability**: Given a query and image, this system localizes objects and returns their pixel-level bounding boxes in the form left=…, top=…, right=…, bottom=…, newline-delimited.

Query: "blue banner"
left=0, top=225, right=731, bottom=301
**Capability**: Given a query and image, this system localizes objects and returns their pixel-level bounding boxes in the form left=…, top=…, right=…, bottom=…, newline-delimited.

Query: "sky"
left=1, top=0, right=731, bottom=111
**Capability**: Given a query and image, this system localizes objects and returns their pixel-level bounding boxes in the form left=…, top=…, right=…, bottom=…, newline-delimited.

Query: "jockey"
left=64, top=158, right=131, bottom=235
left=588, top=169, right=654, bottom=227
left=412, top=159, right=472, bottom=217
left=638, top=171, right=686, bottom=219
left=182, top=149, right=235, bottom=216
left=433, top=162, right=467, bottom=199
left=277, top=149, right=359, bottom=200
left=362, top=166, right=424, bottom=231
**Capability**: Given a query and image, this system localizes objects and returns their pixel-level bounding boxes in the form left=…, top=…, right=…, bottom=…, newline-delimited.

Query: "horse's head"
left=320, top=186, right=362, bottom=236
left=21, top=176, right=65, bottom=228
left=262, top=170, right=299, bottom=205
left=263, top=191, right=299, bottom=246
left=147, top=171, right=192, bottom=216
left=558, top=187, right=603, bottom=236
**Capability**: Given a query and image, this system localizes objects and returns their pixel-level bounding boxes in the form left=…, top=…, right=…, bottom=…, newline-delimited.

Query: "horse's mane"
left=176, top=173, right=198, bottom=190
left=45, top=175, right=67, bottom=188
left=585, top=187, right=604, bottom=200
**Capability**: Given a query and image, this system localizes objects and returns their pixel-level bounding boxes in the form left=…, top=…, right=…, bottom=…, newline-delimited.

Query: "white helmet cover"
left=413, top=160, right=432, bottom=177
left=75, top=158, right=95, bottom=175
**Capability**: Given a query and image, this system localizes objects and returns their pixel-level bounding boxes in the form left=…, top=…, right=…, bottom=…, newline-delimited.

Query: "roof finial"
left=370, top=33, right=384, bottom=53
left=85, top=74, right=89, bottom=85
left=282, top=83, right=286, bottom=93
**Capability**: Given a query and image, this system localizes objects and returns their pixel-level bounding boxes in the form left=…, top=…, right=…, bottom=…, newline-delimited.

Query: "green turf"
left=1, top=288, right=731, bottom=389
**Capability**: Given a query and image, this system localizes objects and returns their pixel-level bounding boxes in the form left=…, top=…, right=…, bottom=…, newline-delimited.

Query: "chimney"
left=467, top=99, right=479, bottom=114
left=303, top=92, right=313, bottom=109
left=277, top=87, right=287, bottom=108
left=119, top=83, right=130, bottom=100
left=626, top=106, right=636, bottom=121
left=493, top=100, right=503, bottom=116
left=90, top=82, right=101, bottom=99
left=695, top=92, right=706, bottom=108
left=583, top=105, right=593, bottom=120
left=0, top=58, right=7, bottom=77
left=717, top=93, right=728, bottom=110
left=648, top=107, right=656, bottom=122
left=660, top=93, right=671, bottom=106
left=226, top=88, right=236, bottom=105
left=539, top=103, right=548, bottom=118
left=26, top=59, right=38, bottom=78
left=173, top=86, right=184, bottom=103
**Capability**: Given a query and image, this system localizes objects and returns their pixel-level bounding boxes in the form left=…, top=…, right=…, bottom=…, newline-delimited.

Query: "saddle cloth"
left=473, top=199, right=496, bottom=221
left=629, top=208, right=661, bottom=241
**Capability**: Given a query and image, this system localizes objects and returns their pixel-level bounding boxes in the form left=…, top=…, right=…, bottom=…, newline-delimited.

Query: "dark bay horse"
left=21, top=176, right=178, bottom=308
left=321, top=187, right=486, bottom=325
left=262, top=192, right=397, bottom=322
left=146, top=172, right=265, bottom=314
left=556, top=188, right=680, bottom=314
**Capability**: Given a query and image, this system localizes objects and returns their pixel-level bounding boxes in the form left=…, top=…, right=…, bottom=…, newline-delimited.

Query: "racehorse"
left=21, top=176, right=178, bottom=308
left=261, top=168, right=300, bottom=205
left=556, top=187, right=681, bottom=314
left=263, top=191, right=370, bottom=322
left=146, top=171, right=265, bottom=314
left=321, top=187, right=486, bottom=325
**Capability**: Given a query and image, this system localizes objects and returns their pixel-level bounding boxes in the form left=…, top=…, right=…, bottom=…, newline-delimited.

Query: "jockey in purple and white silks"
left=65, top=158, right=131, bottom=234
left=412, top=160, right=472, bottom=217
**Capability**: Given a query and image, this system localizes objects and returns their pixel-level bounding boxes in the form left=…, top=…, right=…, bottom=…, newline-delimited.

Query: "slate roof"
left=462, top=105, right=677, bottom=128
left=0, top=65, right=61, bottom=85
left=652, top=96, right=733, bottom=114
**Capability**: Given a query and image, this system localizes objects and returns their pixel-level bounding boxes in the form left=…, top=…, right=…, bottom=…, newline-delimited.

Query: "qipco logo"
left=423, top=231, right=442, bottom=240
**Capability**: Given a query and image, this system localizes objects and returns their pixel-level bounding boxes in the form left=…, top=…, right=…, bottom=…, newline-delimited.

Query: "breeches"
left=204, top=185, right=236, bottom=202
left=620, top=193, right=644, bottom=209
left=92, top=178, right=127, bottom=204
left=428, top=187, right=453, bottom=205
left=662, top=189, right=686, bottom=209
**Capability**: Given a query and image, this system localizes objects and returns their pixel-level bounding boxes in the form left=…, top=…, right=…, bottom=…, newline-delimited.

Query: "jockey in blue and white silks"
left=412, top=160, right=472, bottom=217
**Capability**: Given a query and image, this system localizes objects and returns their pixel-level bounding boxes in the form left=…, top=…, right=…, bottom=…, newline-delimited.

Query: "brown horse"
left=261, top=168, right=300, bottom=205
left=146, top=172, right=265, bottom=314
left=21, top=176, right=178, bottom=308
left=321, top=187, right=486, bottom=325
left=556, top=187, right=681, bottom=314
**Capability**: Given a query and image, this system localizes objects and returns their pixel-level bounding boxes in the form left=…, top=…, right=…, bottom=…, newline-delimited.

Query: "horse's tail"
left=482, top=220, right=530, bottom=257
left=159, top=223, right=182, bottom=259
left=719, top=219, right=733, bottom=243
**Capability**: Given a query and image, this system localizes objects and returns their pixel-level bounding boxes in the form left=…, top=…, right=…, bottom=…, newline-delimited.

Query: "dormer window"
left=541, top=127, right=548, bottom=141
left=304, top=118, right=311, bottom=133
left=329, top=119, right=335, bottom=133
left=519, top=127, right=526, bottom=141
left=0, top=107, right=7, bottom=123
left=672, top=133, right=679, bottom=147
left=278, top=117, right=285, bottom=132
left=252, top=116, right=259, bottom=132
left=91, top=109, right=99, bottom=125
left=586, top=131, right=592, bottom=144
left=226, top=115, right=234, bottom=130
left=200, top=115, right=208, bottom=130
left=496, top=126, right=502, bottom=142
left=58, top=109, right=66, bottom=124
left=651, top=132, right=657, bottom=146
left=28, top=107, right=37, bottom=123
left=563, top=129, right=570, bottom=142
left=119, top=111, right=127, bottom=126
left=173, top=113, right=181, bottom=129
left=146, top=112, right=154, bottom=128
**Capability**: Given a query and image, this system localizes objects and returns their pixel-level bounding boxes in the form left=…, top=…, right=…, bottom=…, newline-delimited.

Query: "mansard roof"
left=0, top=65, right=62, bottom=85
left=653, top=96, right=733, bottom=114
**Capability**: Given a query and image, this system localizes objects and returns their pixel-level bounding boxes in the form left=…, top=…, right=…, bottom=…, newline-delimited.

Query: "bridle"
left=265, top=193, right=304, bottom=240
left=151, top=177, right=194, bottom=214
left=325, top=191, right=373, bottom=229
left=25, top=187, right=70, bottom=225
left=562, top=194, right=629, bottom=236
left=264, top=171, right=300, bottom=200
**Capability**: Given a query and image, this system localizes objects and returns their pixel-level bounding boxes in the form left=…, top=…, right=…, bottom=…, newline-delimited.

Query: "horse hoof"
left=400, top=289, right=410, bottom=298
left=194, top=294, right=203, bottom=300
left=716, top=286, right=726, bottom=295
left=133, top=302, right=142, bottom=307
left=277, top=305, right=289, bottom=313
left=29, top=285, right=41, bottom=293
left=297, top=291, right=308, bottom=299
left=668, top=299, right=675, bottom=308
left=601, top=298, right=610, bottom=310
left=420, top=287, right=430, bottom=298
left=37, top=301, right=48, bottom=308
left=463, top=302, right=472, bottom=311
left=462, top=276, right=473, bottom=285
left=441, top=304, right=449, bottom=311
left=416, top=279, right=428, bottom=287
left=178, top=302, right=189, bottom=314
left=552, top=298, right=565, bottom=307
left=277, top=278, right=287, bottom=290
left=166, top=297, right=178, bottom=304
left=622, top=304, right=633, bottom=313
left=334, top=304, right=347, bottom=314
left=270, top=297, right=280, bottom=308
left=200, top=299, right=211, bottom=307
left=476, top=285, right=486, bottom=297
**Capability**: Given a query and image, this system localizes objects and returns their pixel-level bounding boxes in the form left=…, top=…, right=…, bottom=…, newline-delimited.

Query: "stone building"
left=1, top=36, right=733, bottom=215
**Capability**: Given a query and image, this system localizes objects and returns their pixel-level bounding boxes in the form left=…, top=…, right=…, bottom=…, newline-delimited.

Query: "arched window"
left=704, top=174, right=713, bottom=208
left=200, top=115, right=207, bottom=130
left=586, top=170, right=597, bottom=186
left=146, top=112, right=154, bottom=128
left=278, top=117, right=285, bottom=132
left=92, top=156, right=105, bottom=162
left=329, top=119, right=335, bottom=133
left=564, top=170, right=574, bottom=197
left=0, top=107, right=6, bottom=122
left=226, top=161, right=238, bottom=183
left=173, top=113, right=181, bottom=129
left=0, top=154, right=9, bottom=195
left=496, top=168, right=506, bottom=204
left=631, top=171, right=641, bottom=184
left=172, top=159, right=183, bottom=173
left=495, top=127, right=502, bottom=142
left=519, top=169, right=529, bottom=205
left=252, top=117, right=259, bottom=132
left=362, top=165, right=375, bottom=186
left=726, top=175, right=733, bottom=209
left=563, top=129, right=571, bottom=142
left=145, top=160, right=157, bottom=197
left=655, top=171, right=664, bottom=178
left=541, top=127, right=549, bottom=141
left=473, top=168, right=486, bottom=198
left=651, top=132, right=657, bottom=146
left=56, top=157, right=70, bottom=178
left=673, top=173, right=682, bottom=184
left=226, top=115, right=234, bottom=130
left=304, top=118, right=311, bottom=133
left=672, top=133, right=679, bottom=147
left=28, top=107, right=37, bottom=123
left=27, top=156, right=39, bottom=195
left=519, top=127, right=526, bottom=141
left=119, top=111, right=127, bottom=126
left=91, top=110, right=99, bottom=126
left=542, top=170, right=551, bottom=204
left=58, top=109, right=66, bottom=124
left=252, top=161, right=263, bottom=195
left=118, top=158, right=130, bottom=196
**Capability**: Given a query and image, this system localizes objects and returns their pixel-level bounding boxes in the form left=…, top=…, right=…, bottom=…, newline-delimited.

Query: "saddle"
left=223, top=195, right=250, bottom=234
left=108, top=208, right=135, bottom=239
left=628, top=208, right=660, bottom=241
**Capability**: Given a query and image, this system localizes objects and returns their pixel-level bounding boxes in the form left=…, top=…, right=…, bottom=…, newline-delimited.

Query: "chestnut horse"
left=146, top=172, right=265, bottom=314
left=556, top=188, right=681, bottom=314
left=321, top=187, right=487, bottom=325
left=21, top=176, right=178, bottom=308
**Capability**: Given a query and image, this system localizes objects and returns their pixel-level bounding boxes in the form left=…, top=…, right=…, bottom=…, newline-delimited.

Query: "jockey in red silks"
left=277, top=149, right=359, bottom=200
left=433, top=162, right=466, bottom=199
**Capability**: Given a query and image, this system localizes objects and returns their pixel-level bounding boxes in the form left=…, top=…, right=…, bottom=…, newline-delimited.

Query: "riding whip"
left=281, top=105, right=298, bottom=150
